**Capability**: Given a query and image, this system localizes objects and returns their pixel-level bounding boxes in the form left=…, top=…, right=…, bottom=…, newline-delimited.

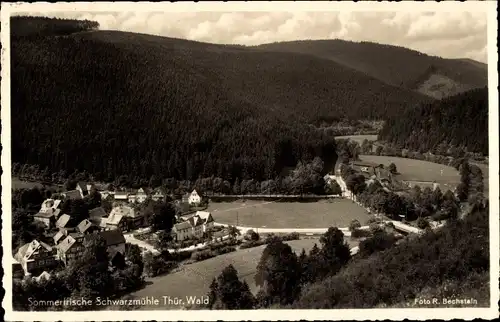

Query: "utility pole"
left=236, top=211, right=239, bottom=227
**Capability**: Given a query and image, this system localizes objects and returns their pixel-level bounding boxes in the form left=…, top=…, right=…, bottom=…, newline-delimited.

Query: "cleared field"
left=124, top=238, right=358, bottom=310
left=208, top=199, right=370, bottom=229
left=335, top=135, right=378, bottom=144
left=12, top=177, right=61, bottom=190
left=359, top=155, right=461, bottom=190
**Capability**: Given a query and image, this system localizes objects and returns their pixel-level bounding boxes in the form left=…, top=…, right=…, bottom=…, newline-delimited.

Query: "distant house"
left=55, top=214, right=72, bottom=229
left=136, top=188, right=148, bottom=203
left=62, top=190, right=82, bottom=200
left=172, top=211, right=215, bottom=241
left=351, top=161, right=379, bottom=176
left=33, top=209, right=60, bottom=229
left=89, top=207, right=107, bottom=220
left=57, top=235, right=85, bottom=266
left=40, top=199, right=62, bottom=213
left=151, top=189, right=165, bottom=202
left=114, top=192, right=129, bottom=202
left=172, top=221, right=193, bottom=242
left=99, top=191, right=112, bottom=200
left=77, top=219, right=99, bottom=234
left=375, top=168, right=392, bottom=183
left=181, top=192, right=190, bottom=204
left=53, top=230, right=65, bottom=245
left=106, top=212, right=127, bottom=231
left=15, top=239, right=59, bottom=275
left=33, top=271, right=52, bottom=283
left=85, top=230, right=126, bottom=257
left=188, top=190, right=201, bottom=205
left=127, top=194, right=137, bottom=203
left=76, top=182, right=89, bottom=198
left=109, top=205, right=142, bottom=230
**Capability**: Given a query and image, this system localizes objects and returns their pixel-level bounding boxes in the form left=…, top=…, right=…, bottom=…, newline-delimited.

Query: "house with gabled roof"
left=55, top=214, right=72, bottom=229
left=14, top=239, right=59, bottom=275
left=188, top=190, right=201, bottom=205
left=151, top=188, right=165, bottom=202
left=33, top=208, right=60, bottom=229
left=172, top=211, right=215, bottom=241
left=56, top=235, right=85, bottom=266
left=76, top=182, right=95, bottom=198
left=84, top=230, right=126, bottom=257
left=106, top=212, right=127, bottom=231
left=40, top=199, right=62, bottom=213
left=53, top=230, right=66, bottom=245
left=110, top=205, right=144, bottom=229
left=77, top=219, right=98, bottom=234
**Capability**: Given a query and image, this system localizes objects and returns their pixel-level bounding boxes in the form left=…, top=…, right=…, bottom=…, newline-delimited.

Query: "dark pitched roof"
left=86, top=230, right=125, bottom=247
left=76, top=182, right=88, bottom=192
left=89, top=207, right=107, bottom=219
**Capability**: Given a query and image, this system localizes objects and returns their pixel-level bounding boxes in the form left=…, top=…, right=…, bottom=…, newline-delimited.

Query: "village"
left=13, top=182, right=219, bottom=279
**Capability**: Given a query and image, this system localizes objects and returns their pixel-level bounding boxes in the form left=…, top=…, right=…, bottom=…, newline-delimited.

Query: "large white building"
left=172, top=211, right=214, bottom=241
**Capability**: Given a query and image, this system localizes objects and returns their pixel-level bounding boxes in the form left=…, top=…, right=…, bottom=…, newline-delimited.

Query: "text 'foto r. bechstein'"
left=4, top=2, right=494, bottom=318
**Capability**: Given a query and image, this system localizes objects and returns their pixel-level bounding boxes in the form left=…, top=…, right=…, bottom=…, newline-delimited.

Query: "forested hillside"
left=378, top=87, right=488, bottom=155
left=255, top=40, right=488, bottom=99
left=11, top=16, right=429, bottom=183
left=291, top=204, right=489, bottom=308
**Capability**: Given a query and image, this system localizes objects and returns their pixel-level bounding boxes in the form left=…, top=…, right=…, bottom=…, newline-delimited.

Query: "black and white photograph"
left=1, top=1, right=498, bottom=321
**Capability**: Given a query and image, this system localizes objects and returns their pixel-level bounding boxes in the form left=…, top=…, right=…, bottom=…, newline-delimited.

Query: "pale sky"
left=19, top=11, right=488, bottom=63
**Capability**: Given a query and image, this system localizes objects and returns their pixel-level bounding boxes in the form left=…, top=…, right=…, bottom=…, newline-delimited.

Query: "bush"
left=191, top=249, right=215, bottom=261
left=349, top=219, right=362, bottom=232
left=240, top=240, right=266, bottom=249
left=244, top=229, right=260, bottom=241
left=417, top=217, right=430, bottom=229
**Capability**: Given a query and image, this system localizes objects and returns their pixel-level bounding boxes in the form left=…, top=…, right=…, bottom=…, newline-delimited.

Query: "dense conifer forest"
left=379, top=87, right=488, bottom=155
left=255, top=40, right=487, bottom=98
left=11, top=16, right=432, bottom=183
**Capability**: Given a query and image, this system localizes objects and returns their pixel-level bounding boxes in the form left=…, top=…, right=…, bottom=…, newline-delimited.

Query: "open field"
left=208, top=199, right=371, bottom=229
left=123, top=238, right=358, bottom=310
left=11, top=177, right=62, bottom=190
left=335, top=134, right=378, bottom=144
left=359, top=155, right=461, bottom=190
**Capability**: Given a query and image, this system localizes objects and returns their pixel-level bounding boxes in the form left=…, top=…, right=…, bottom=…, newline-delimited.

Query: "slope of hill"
left=292, top=205, right=489, bottom=308
left=254, top=40, right=488, bottom=99
left=378, top=87, right=488, bottom=155
left=11, top=16, right=430, bottom=183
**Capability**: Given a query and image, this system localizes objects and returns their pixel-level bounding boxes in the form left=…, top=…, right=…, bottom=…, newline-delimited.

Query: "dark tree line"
left=11, top=16, right=99, bottom=38
left=379, top=87, right=488, bottom=155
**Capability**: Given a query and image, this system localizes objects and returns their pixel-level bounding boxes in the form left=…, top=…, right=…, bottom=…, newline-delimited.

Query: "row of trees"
left=206, top=227, right=351, bottom=309
left=14, top=156, right=338, bottom=197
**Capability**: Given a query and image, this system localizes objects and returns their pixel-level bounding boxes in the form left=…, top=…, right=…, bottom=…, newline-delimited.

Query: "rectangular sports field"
left=123, top=238, right=359, bottom=310
left=359, top=155, right=461, bottom=190
left=207, top=199, right=371, bottom=229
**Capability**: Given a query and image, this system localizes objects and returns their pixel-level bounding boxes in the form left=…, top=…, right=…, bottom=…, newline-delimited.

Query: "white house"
left=136, top=188, right=148, bottom=203
left=172, top=211, right=215, bottom=241
left=188, top=190, right=201, bottom=205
